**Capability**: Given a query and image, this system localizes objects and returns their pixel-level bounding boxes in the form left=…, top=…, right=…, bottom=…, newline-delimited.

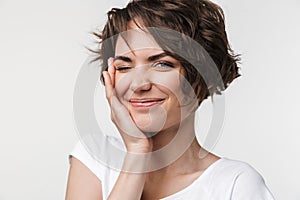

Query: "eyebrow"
left=114, top=52, right=170, bottom=63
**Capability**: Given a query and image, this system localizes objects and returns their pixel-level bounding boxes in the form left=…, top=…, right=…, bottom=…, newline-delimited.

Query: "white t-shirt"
left=70, top=142, right=275, bottom=200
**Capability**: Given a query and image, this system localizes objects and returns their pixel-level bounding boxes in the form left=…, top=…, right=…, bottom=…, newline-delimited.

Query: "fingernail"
left=108, top=57, right=113, bottom=65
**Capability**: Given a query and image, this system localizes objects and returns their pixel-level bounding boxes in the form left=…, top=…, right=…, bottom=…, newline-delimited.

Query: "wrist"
left=126, top=142, right=153, bottom=154
left=122, top=150, right=152, bottom=173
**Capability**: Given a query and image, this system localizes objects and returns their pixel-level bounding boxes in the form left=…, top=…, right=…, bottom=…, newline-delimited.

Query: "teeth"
left=130, top=99, right=163, bottom=103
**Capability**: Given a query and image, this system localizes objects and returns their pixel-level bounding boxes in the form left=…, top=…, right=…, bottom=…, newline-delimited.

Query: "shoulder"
left=215, top=157, right=261, bottom=177
left=207, top=157, right=262, bottom=182
left=208, top=157, right=275, bottom=199
left=69, top=138, right=123, bottom=180
left=69, top=139, right=124, bottom=199
left=69, top=140, right=114, bottom=181
left=218, top=158, right=267, bottom=186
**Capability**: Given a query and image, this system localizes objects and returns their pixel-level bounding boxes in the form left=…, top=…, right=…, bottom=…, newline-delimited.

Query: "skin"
left=65, top=21, right=220, bottom=200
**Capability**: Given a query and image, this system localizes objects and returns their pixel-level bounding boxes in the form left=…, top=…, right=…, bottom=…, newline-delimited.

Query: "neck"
left=150, top=113, right=196, bottom=151
left=148, top=113, right=209, bottom=176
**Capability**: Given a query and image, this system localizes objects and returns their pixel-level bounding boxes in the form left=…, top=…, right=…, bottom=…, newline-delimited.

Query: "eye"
left=152, top=61, right=174, bottom=70
left=115, top=66, right=133, bottom=72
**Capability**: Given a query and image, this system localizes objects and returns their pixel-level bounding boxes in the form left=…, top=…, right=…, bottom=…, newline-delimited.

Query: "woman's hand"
left=102, top=58, right=153, bottom=154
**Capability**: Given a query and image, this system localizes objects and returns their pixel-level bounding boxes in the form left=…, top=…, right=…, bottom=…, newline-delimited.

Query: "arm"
left=65, top=157, right=103, bottom=200
left=106, top=152, right=150, bottom=200
left=66, top=59, right=152, bottom=200
left=103, top=58, right=153, bottom=200
left=65, top=149, right=150, bottom=200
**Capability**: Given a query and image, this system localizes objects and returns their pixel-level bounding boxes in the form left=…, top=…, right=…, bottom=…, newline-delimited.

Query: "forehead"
left=115, top=28, right=162, bottom=56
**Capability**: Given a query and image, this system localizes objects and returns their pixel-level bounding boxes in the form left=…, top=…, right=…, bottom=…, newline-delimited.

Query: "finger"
left=110, top=96, right=145, bottom=139
left=109, top=95, right=136, bottom=132
left=102, top=71, right=113, bottom=102
left=107, top=57, right=115, bottom=88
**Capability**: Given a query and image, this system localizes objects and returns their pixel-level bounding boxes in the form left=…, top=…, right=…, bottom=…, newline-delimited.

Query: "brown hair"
left=92, top=0, right=241, bottom=105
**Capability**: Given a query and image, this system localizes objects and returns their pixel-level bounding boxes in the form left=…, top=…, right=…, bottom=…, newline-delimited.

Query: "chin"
left=129, top=106, right=168, bottom=134
left=134, top=118, right=166, bottom=134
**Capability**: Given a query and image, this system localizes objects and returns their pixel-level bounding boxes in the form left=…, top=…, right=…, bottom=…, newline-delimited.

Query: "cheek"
left=150, top=71, right=185, bottom=101
left=114, top=73, right=131, bottom=98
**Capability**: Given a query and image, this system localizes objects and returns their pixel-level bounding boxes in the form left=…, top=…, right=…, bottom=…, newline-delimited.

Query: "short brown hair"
left=92, top=0, right=241, bottom=105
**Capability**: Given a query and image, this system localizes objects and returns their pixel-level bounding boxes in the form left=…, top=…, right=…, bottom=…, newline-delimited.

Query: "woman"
left=66, top=0, right=275, bottom=199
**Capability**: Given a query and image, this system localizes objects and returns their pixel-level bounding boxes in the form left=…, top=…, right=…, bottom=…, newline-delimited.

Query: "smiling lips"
left=129, top=98, right=165, bottom=108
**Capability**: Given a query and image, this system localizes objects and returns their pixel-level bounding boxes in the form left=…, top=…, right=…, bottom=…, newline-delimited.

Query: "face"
left=113, top=23, right=197, bottom=133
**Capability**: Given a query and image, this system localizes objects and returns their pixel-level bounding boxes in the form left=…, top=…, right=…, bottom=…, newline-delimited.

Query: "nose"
left=130, top=68, right=152, bottom=93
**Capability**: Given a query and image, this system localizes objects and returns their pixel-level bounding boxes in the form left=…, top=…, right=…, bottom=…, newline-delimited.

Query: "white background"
left=0, top=0, right=299, bottom=199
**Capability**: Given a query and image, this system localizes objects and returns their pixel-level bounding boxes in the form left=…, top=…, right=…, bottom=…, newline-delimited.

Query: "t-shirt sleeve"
left=69, top=141, right=106, bottom=182
left=231, top=164, right=275, bottom=200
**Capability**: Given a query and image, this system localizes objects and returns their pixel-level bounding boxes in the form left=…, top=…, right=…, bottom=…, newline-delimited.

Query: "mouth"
left=129, top=98, right=165, bottom=108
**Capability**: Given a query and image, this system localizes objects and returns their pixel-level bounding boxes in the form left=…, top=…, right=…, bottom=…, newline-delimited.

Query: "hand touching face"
left=102, top=58, right=154, bottom=153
